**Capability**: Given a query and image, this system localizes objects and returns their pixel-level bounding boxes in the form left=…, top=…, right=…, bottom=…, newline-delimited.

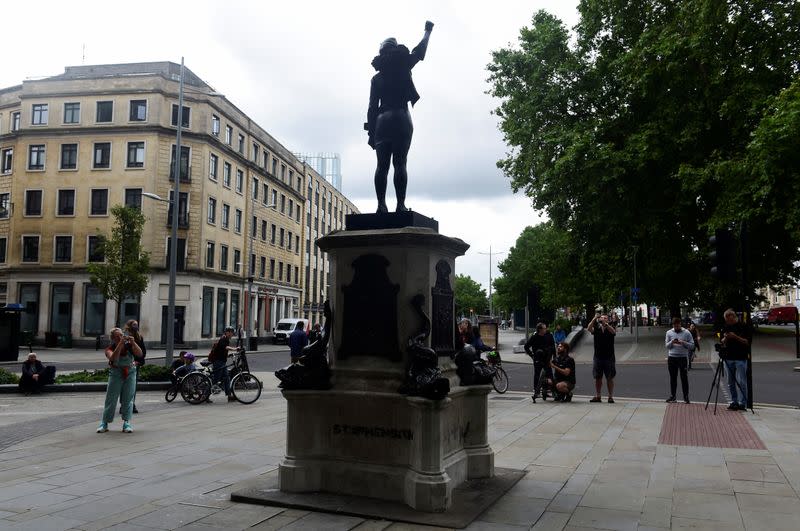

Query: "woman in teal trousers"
left=98, top=327, right=142, bottom=433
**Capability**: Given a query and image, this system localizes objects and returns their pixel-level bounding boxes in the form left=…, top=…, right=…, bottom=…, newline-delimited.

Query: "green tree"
left=487, top=1, right=800, bottom=311
left=88, top=205, right=150, bottom=326
left=454, top=274, right=488, bottom=319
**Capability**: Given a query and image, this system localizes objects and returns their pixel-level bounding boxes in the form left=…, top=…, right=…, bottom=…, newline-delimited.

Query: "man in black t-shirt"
left=587, top=313, right=616, bottom=403
left=721, top=308, right=751, bottom=411
left=548, top=342, right=576, bottom=402
left=209, top=326, right=236, bottom=402
left=525, top=322, right=556, bottom=399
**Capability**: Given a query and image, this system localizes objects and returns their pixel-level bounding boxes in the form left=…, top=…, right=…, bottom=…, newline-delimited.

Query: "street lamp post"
left=632, top=245, right=639, bottom=344
left=478, top=246, right=505, bottom=319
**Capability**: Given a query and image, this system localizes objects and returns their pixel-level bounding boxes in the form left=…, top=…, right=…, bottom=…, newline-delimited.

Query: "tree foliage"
left=88, top=205, right=150, bottom=325
left=454, top=274, right=488, bottom=318
left=487, top=0, right=800, bottom=310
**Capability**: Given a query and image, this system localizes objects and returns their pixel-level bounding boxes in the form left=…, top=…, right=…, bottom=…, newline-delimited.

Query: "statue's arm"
left=365, top=76, right=379, bottom=148
left=410, top=21, right=434, bottom=66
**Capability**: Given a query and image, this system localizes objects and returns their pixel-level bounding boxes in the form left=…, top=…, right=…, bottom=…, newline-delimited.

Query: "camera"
left=714, top=342, right=728, bottom=359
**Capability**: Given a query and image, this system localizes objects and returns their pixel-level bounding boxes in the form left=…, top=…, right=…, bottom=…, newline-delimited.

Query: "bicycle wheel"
left=165, top=385, right=178, bottom=402
left=492, top=367, right=509, bottom=394
left=230, top=372, right=262, bottom=404
left=181, top=372, right=212, bottom=405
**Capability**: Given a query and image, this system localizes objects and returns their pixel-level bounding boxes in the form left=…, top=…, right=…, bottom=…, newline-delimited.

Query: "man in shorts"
left=587, top=313, right=616, bottom=403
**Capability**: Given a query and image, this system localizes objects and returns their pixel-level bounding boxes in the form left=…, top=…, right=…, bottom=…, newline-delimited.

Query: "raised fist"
left=425, top=21, right=434, bottom=32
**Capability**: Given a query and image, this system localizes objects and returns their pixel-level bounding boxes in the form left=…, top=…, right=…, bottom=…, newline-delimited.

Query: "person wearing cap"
left=208, top=326, right=236, bottom=402
left=171, top=352, right=197, bottom=383
left=19, top=352, right=55, bottom=394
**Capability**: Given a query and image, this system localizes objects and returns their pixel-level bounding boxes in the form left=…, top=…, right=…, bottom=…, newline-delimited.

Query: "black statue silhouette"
left=275, top=300, right=333, bottom=390
left=365, top=20, right=434, bottom=214
left=399, top=294, right=450, bottom=400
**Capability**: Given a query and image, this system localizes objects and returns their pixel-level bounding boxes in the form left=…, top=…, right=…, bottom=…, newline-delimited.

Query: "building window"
left=252, top=177, right=259, bottom=200
left=211, top=115, right=220, bottom=136
left=165, top=237, right=186, bottom=271
left=251, top=216, right=257, bottom=238
left=167, top=191, right=188, bottom=227
left=288, top=170, right=293, bottom=188
left=234, top=209, right=242, bottom=233
left=233, top=249, right=241, bottom=273
left=289, top=199, right=294, bottom=218
left=271, top=190, right=278, bottom=206
left=96, top=101, right=113, bottom=123
left=87, top=236, right=105, bottom=262
left=63, top=102, right=80, bottom=124
left=129, top=100, right=147, bottom=121
left=209, top=153, right=218, bottom=180
left=263, top=151, right=269, bottom=168
left=236, top=169, right=243, bottom=193
left=279, top=228, right=285, bottom=247
left=295, top=235, right=300, bottom=254
left=0, top=237, right=6, bottom=263
left=221, top=203, right=230, bottom=229
left=238, top=134, right=244, bottom=154
left=286, top=266, right=291, bottom=284
left=281, top=164, right=286, bottom=180
left=252, top=143, right=259, bottom=162
left=225, top=125, right=232, bottom=145
left=288, top=231, right=293, bottom=251
left=280, top=194, right=286, bottom=214
left=223, top=162, right=231, bottom=187
left=57, top=189, right=75, bottom=216
left=28, top=144, right=45, bottom=170
left=32, top=104, right=48, bottom=125
left=0, top=193, right=9, bottom=219
left=250, top=253, right=256, bottom=276
left=262, top=183, right=269, bottom=205
left=171, top=104, right=190, bottom=127
left=206, top=241, right=215, bottom=268
left=83, top=284, right=105, bottom=336
left=220, top=244, right=229, bottom=271
left=261, top=220, right=267, bottom=241
left=169, top=145, right=190, bottom=181
left=270, top=259, right=275, bottom=279
left=295, top=266, right=299, bottom=285
left=90, top=189, right=109, bottom=216
left=22, top=235, right=40, bottom=262
left=124, top=188, right=142, bottom=209
left=216, top=289, right=228, bottom=335
left=25, top=190, right=42, bottom=216
left=93, top=142, right=111, bottom=169
left=126, top=142, right=145, bottom=168
left=1, top=148, right=12, bottom=173
left=270, top=224, right=276, bottom=244
left=272, top=158, right=278, bottom=176
left=201, top=287, right=214, bottom=337
left=207, top=197, right=217, bottom=224
left=54, top=236, right=72, bottom=263
left=279, top=262, right=284, bottom=281
left=11, top=111, right=21, bottom=131
left=60, top=143, right=78, bottom=170
left=260, top=256, right=266, bottom=278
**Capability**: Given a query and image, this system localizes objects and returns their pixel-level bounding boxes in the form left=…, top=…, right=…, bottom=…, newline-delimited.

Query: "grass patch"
left=0, top=367, right=20, bottom=385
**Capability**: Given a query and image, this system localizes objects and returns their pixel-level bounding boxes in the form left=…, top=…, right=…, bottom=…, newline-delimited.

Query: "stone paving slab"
left=2, top=390, right=800, bottom=529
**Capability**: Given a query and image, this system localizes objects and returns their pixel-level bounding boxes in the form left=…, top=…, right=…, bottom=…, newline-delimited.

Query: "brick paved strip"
left=658, top=403, right=766, bottom=449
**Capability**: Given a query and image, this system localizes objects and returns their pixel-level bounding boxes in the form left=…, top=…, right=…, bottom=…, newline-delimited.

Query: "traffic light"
left=709, top=229, right=736, bottom=281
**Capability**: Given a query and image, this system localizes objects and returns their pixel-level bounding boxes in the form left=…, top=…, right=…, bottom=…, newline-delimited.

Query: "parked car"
left=272, top=318, right=310, bottom=344
left=753, top=310, right=769, bottom=324
left=766, top=306, right=798, bottom=325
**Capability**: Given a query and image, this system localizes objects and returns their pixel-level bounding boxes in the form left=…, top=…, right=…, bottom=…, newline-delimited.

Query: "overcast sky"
left=1, top=0, right=580, bottom=297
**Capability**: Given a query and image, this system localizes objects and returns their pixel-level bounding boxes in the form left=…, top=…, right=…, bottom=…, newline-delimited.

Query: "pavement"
left=3, top=370, right=800, bottom=530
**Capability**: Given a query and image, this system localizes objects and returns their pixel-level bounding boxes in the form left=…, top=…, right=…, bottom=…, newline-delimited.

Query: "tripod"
left=705, top=356, right=753, bottom=415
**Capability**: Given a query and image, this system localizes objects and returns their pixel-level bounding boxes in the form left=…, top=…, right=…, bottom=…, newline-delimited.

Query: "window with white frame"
left=54, top=235, right=72, bottom=263
left=209, top=153, right=218, bottom=180
left=22, top=235, right=40, bottom=263
left=96, top=101, right=113, bottom=123
left=236, top=169, right=243, bottom=193
left=233, top=249, right=241, bottom=273
left=212, top=115, right=220, bottom=136
left=207, top=197, right=217, bottom=224
left=88, top=236, right=105, bottom=262
left=221, top=203, right=230, bottom=229
left=60, top=143, right=78, bottom=170
left=31, top=104, right=48, bottom=125
left=220, top=244, right=229, bottom=271
left=90, top=189, right=109, bottom=216
left=93, top=142, right=111, bottom=169
left=11, top=111, right=20, bottom=131
left=1, top=148, right=13, bottom=173
left=28, top=144, right=45, bottom=170
left=0, top=193, right=9, bottom=219
left=206, top=241, right=215, bottom=268
left=63, top=102, right=80, bottom=124
left=24, top=190, right=42, bottom=216
left=126, top=142, right=145, bottom=168
left=129, top=100, right=147, bottom=121
left=225, top=125, right=232, bottom=145
left=57, top=189, right=75, bottom=216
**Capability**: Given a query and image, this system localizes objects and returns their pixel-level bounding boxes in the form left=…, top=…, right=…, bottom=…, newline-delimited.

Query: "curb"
left=0, top=381, right=172, bottom=394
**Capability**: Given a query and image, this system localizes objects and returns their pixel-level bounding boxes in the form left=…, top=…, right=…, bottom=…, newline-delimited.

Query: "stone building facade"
left=0, top=62, right=357, bottom=348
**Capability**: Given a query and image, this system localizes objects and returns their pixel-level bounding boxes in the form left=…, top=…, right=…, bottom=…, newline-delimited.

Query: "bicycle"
left=172, top=347, right=262, bottom=405
left=485, top=351, right=508, bottom=394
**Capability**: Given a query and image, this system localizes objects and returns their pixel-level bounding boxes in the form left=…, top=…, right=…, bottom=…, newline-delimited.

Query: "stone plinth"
left=278, top=223, right=494, bottom=512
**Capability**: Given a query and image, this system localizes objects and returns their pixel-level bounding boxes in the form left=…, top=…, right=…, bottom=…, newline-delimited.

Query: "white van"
left=272, top=318, right=309, bottom=344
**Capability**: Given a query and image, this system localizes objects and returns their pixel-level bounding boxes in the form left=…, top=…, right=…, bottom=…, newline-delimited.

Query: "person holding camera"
left=587, top=313, right=617, bottom=403
left=98, top=327, right=142, bottom=433
left=548, top=341, right=576, bottom=402
left=721, top=309, right=751, bottom=411
left=525, top=322, right=556, bottom=399
left=665, top=317, right=694, bottom=403
left=121, top=319, right=146, bottom=414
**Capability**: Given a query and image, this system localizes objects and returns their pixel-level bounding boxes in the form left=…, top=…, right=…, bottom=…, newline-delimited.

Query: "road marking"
left=619, top=342, right=638, bottom=361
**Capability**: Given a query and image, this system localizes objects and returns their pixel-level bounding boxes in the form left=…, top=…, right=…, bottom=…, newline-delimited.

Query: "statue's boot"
left=377, top=202, right=389, bottom=214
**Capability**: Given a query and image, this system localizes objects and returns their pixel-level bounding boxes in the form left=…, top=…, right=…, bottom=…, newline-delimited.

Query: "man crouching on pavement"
left=548, top=341, right=576, bottom=402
